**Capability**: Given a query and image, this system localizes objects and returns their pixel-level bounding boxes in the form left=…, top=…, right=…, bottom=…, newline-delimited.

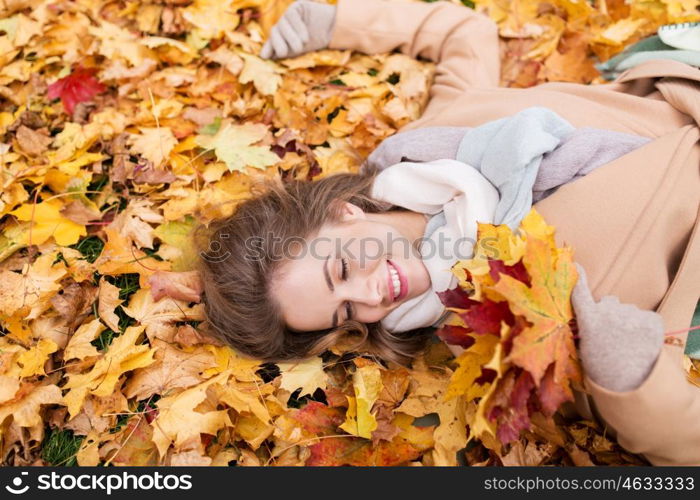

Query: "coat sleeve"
left=584, top=343, right=700, bottom=466
left=328, top=0, right=501, bottom=97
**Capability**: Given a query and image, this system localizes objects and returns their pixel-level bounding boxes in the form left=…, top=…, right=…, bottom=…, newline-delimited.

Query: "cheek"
left=400, top=252, right=431, bottom=294
left=411, top=257, right=431, bottom=289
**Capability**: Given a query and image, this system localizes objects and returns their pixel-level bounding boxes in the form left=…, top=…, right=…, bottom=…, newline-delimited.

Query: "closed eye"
left=340, top=257, right=352, bottom=320
left=341, top=257, right=349, bottom=280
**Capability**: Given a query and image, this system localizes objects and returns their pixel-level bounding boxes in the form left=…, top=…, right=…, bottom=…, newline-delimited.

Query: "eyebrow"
left=323, top=255, right=338, bottom=328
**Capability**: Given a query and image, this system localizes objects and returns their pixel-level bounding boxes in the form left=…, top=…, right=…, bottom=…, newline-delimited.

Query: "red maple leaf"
left=437, top=286, right=478, bottom=309
left=488, top=259, right=531, bottom=286
left=306, top=436, right=423, bottom=466
left=474, top=367, right=497, bottom=385
left=502, top=314, right=529, bottom=356
left=436, top=324, right=476, bottom=348
left=290, top=401, right=345, bottom=436
left=488, top=369, right=535, bottom=444
left=538, top=359, right=578, bottom=416
left=47, top=66, right=106, bottom=114
left=460, top=299, right=514, bottom=335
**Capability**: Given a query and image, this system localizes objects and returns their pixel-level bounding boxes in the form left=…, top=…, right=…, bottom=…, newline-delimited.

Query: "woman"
left=200, top=0, right=700, bottom=465
left=199, top=108, right=650, bottom=360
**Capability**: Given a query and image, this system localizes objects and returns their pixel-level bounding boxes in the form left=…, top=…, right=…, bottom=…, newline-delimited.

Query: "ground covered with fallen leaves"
left=0, top=0, right=698, bottom=466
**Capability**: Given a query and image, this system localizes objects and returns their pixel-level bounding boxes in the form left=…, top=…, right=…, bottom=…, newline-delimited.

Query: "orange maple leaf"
left=492, top=237, right=581, bottom=391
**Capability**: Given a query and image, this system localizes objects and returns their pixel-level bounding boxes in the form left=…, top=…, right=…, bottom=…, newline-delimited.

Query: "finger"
left=260, top=40, right=273, bottom=59
left=277, top=16, right=304, bottom=56
left=286, top=5, right=310, bottom=45
left=269, top=26, right=289, bottom=59
left=571, top=263, right=595, bottom=309
left=645, top=310, right=665, bottom=332
left=366, top=150, right=389, bottom=171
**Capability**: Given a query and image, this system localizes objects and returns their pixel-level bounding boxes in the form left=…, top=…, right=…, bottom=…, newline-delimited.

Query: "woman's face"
left=270, top=202, right=432, bottom=332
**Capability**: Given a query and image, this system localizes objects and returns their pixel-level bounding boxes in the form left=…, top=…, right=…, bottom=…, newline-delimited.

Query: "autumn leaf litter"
left=0, top=0, right=696, bottom=466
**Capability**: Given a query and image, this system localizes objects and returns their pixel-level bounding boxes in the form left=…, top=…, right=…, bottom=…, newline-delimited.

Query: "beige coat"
left=329, top=0, right=700, bottom=465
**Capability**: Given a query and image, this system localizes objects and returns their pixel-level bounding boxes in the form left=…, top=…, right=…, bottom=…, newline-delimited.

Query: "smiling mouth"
left=387, top=260, right=408, bottom=302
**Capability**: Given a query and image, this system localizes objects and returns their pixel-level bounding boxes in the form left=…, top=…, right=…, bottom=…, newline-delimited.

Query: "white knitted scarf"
left=369, top=159, right=499, bottom=332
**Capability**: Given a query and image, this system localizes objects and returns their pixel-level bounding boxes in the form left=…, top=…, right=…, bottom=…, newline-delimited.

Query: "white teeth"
left=389, top=266, right=400, bottom=299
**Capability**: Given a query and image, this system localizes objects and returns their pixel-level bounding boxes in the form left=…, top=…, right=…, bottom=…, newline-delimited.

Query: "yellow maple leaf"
left=17, top=338, right=58, bottom=377
left=313, top=138, right=362, bottom=179
left=62, top=325, right=156, bottom=417
left=76, top=430, right=101, bottom=466
left=124, top=339, right=216, bottom=400
left=594, top=18, right=648, bottom=46
left=64, top=318, right=105, bottom=361
left=150, top=371, right=233, bottom=456
left=10, top=198, right=86, bottom=246
left=0, top=182, right=28, bottom=218
left=0, top=252, right=67, bottom=320
left=339, top=360, right=382, bottom=439
left=88, top=20, right=151, bottom=66
left=0, top=384, right=62, bottom=431
left=97, top=278, right=122, bottom=332
left=235, top=414, right=274, bottom=450
left=60, top=247, right=97, bottom=283
left=195, top=122, right=278, bottom=172
left=128, top=127, right=178, bottom=167
left=183, top=0, right=240, bottom=40
left=121, top=288, right=204, bottom=342
left=215, top=381, right=272, bottom=424
left=202, top=345, right=262, bottom=381
left=239, top=52, right=284, bottom=96
left=455, top=219, right=526, bottom=302
left=277, top=357, right=328, bottom=398
left=395, top=358, right=451, bottom=419
left=245, top=0, right=295, bottom=36
left=49, top=122, right=91, bottom=165
left=470, top=333, right=508, bottom=443
left=95, top=228, right=170, bottom=286
left=432, top=394, right=469, bottom=466
left=152, top=216, right=198, bottom=271
left=445, top=333, right=500, bottom=399
left=280, top=49, right=351, bottom=70
left=393, top=412, right=435, bottom=452
left=140, top=37, right=196, bottom=59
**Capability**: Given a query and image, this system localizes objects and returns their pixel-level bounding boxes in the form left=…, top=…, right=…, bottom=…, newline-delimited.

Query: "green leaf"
left=197, top=116, right=222, bottom=136
left=195, top=122, right=278, bottom=173
left=153, top=216, right=198, bottom=271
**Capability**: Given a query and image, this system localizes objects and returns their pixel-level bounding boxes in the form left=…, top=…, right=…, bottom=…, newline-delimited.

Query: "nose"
left=342, top=274, right=384, bottom=306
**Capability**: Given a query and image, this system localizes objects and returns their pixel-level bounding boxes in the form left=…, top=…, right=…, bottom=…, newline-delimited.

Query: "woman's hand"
left=571, top=263, right=665, bottom=392
left=362, top=126, right=469, bottom=173
left=260, top=0, right=336, bottom=60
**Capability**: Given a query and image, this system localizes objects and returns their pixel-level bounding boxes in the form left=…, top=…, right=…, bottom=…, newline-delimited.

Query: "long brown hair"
left=195, top=171, right=433, bottom=365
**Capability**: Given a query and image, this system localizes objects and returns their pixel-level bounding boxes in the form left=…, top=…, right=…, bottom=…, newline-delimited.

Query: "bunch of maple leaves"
left=436, top=210, right=583, bottom=451
left=0, top=0, right=696, bottom=466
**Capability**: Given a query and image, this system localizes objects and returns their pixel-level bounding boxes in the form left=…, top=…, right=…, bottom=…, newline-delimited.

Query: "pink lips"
left=387, top=260, right=408, bottom=303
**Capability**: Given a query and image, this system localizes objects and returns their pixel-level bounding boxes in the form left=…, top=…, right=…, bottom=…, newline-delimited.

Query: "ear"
left=338, top=201, right=366, bottom=222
